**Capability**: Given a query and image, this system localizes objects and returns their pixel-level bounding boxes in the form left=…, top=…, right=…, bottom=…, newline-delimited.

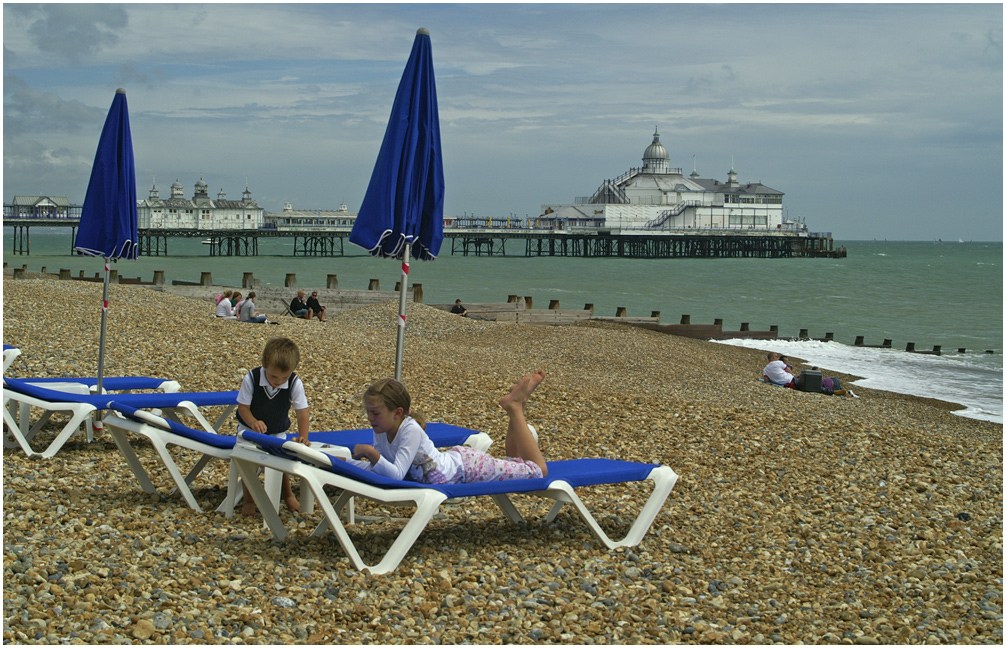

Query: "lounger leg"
left=489, top=493, right=526, bottom=525
left=33, top=408, right=94, bottom=459
left=233, top=457, right=289, bottom=541
left=544, top=500, right=566, bottom=523
left=546, top=466, right=679, bottom=549
left=180, top=453, right=214, bottom=488
left=106, top=426, right=159, bottom=494
left=305, top=478, right=447, bottom=575
left=211, top=404, right=238, bottom=432
left=149, top=437, right=205, bottom=512
left=216, top=460, right=242, bottom=519
left=368, top=491, right=447, bottom=575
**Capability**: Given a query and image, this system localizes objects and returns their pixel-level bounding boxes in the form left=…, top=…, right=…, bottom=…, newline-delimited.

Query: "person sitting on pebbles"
left=350, top=371, right=549, bottom=483
left=306, top=291, right=327, bottom=322
left=763, top=351, right=852, bottom=396
left=236, top=337, right=311, bottom=515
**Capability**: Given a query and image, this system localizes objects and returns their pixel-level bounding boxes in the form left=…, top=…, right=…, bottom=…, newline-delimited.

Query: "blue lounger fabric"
left=302, top=422, right=482, bottom=450
left=4, top=377, right=237, bottom=409
left=18, top=376, right=174, bottom=391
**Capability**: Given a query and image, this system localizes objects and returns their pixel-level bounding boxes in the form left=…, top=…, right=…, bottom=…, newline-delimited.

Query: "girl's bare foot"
left=241, top=502, right=258, bottom=517
left=500, top=370, right=546, bottom=411
left=285, top=495, right=301, bottom=513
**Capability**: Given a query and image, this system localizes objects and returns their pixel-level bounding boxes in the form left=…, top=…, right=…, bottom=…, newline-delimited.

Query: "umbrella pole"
left=394, top=242, right=411, bottom=381
left=93, top=258, right=111, bottom=433
left=96, top=259, right=110, bottom=391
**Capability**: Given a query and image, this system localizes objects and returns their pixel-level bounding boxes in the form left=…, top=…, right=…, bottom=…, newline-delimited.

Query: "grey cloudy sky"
left=4, top=3, right=1003, bottom=241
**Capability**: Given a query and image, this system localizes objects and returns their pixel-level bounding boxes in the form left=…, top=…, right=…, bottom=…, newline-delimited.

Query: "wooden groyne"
left=4, top=263, right=991, bottom=356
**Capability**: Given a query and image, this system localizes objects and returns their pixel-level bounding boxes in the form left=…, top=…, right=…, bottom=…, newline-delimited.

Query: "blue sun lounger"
left=232, top=430, right=679, bottom=574
left=101, top=402, right=492, bottom=516
left=2, top=377, right=237, bottom=458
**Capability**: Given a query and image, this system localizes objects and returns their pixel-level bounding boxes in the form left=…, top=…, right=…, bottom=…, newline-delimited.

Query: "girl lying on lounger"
left=351, top=372, right=549, bottom=482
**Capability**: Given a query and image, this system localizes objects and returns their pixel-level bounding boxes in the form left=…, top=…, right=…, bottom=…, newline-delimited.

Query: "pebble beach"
left=3, top=276, right=1002, bottom=645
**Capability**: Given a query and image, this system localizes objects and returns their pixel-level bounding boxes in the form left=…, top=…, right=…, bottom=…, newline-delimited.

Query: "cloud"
left=2, top=74, right=102, bottom=132
left=113, top=64, right=170, bottom=91
left=8, top=3, right=127, bottom=62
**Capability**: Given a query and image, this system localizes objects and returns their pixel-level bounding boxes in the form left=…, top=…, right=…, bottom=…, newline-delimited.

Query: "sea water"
left=3, top=232, right=1002, bottom=423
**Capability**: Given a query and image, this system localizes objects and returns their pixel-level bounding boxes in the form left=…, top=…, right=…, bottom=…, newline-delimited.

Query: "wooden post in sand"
left=548, top=300, right=560, bottom=310
left=616, top=307, right=627, bottom=317
left=327, top=274, right=338, bottom=289
left=153, top=271, right=165, bottom=286
left=285, top=273, right=297, bottom=288
left=59, top=269, right=71, bottom=280
left=412, top=283, right=423, bottom=304
left=680, top=314, right=691, bottom=325
left=200, top=272, right=213, bottom=286
left=243, top=272, right=255, bottom=289
left=369, top=279, right=380, bottom=290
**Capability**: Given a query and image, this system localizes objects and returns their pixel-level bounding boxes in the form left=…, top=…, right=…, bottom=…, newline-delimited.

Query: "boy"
left=236, top=337, right=310, bottom=514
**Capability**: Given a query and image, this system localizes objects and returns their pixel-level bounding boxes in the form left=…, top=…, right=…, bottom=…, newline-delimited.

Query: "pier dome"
left=642, top=127, right=669, bottom=174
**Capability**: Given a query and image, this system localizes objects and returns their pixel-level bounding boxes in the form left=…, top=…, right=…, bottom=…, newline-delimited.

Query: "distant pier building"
left=539, top=128, right=797, bottom=233
left=138, top=178, right=264, bottom=230
left=264, top=202, right=357, bottom=230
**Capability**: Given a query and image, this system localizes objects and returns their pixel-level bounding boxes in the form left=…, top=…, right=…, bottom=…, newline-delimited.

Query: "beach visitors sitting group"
left=307, top=291, right=327, bottom=322
left=239, top=292, right=269, bottom=324
left=215, top=290, right=237, bottom=319
left=762, top=351, right=853, bottom=396
left=289, top=290, right=327, bottom=322
left=450, top=299, right=468, bottom=317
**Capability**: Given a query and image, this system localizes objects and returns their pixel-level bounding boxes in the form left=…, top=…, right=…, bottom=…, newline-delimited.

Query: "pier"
left=2, top=216, right=845, bottom=259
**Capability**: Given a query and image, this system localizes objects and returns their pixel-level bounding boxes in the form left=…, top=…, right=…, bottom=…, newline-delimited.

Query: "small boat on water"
left=201, top=239, right=213, bottom=245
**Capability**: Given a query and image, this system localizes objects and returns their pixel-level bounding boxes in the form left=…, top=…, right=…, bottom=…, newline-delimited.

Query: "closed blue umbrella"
left=74, top=88, right=139, bottom=396
left=350, top=28, right=445, bottom=380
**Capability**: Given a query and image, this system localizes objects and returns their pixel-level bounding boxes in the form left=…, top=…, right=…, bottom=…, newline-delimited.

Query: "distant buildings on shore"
left=9, top=130, right=797, bottom=234
left=3, top=195, right=80, bottom=220
left=539, top=128, right=797, bottom=232
left=134, top=178, right=357, bottom=231
left=138, top=178, right=263, bottom=230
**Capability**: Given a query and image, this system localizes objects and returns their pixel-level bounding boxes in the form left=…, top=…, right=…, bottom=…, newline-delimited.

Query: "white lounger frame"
left=0, top=381, right=214, bottom=459
left=2, top=347, right=22, bottom=373
left=230, top=440, right=678, bottom=575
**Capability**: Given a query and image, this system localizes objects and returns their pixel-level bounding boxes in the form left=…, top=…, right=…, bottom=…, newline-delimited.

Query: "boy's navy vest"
left=236, top=367, right=298, bottom=434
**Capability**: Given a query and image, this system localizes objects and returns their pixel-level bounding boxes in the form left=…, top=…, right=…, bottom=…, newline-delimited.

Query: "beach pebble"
left=2, top=276, right=1002, bottom=645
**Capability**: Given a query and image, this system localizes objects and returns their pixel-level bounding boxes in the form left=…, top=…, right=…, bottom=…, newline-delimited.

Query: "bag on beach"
left=821, top=377, right=841, bottom=395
